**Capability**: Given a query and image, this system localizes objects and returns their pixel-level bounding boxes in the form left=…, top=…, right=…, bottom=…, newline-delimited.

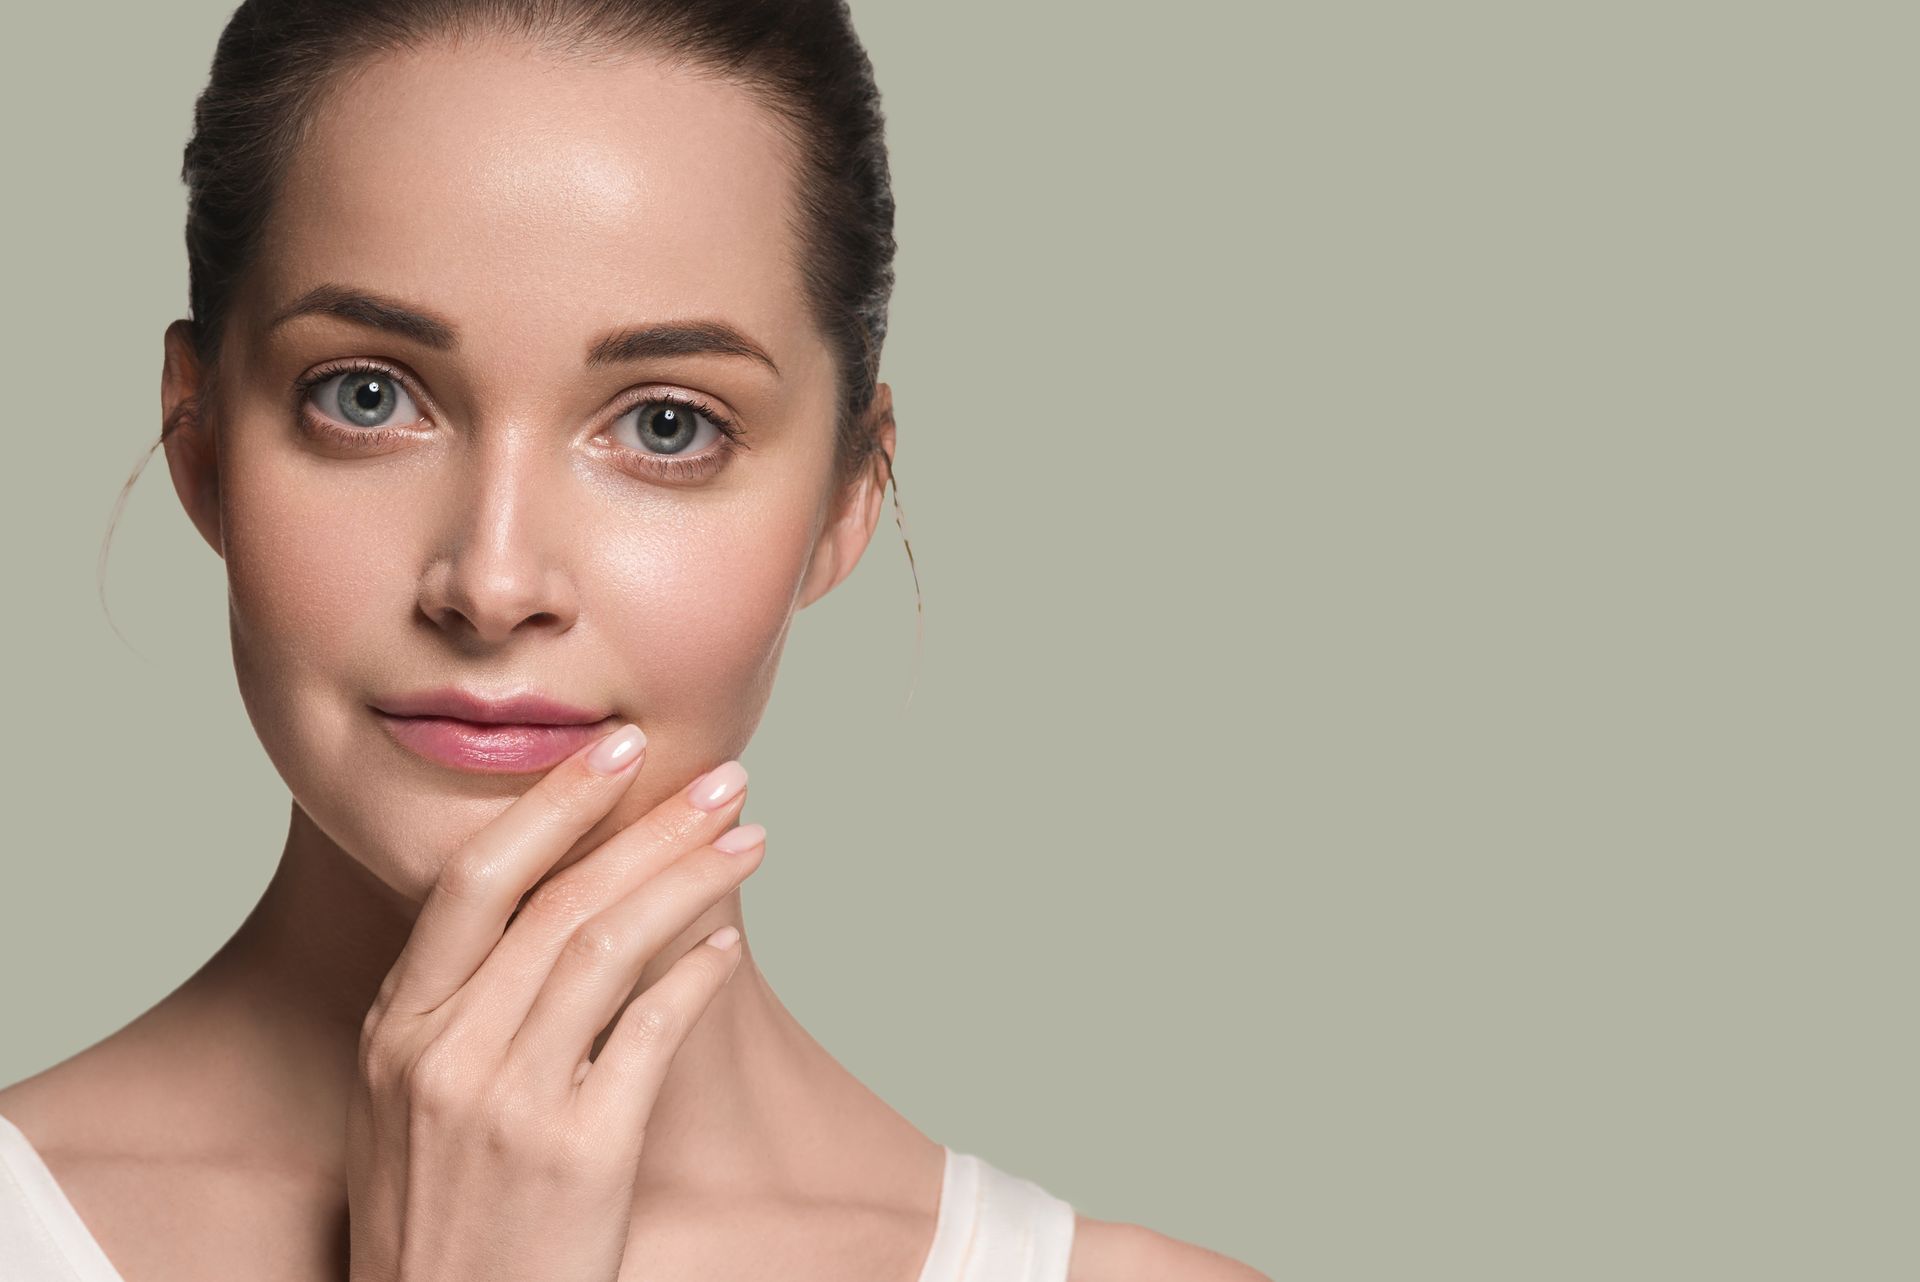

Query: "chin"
left=228, top=631, right=782, bottom=904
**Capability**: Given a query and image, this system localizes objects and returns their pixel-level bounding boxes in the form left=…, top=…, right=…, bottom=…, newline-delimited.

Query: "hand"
left=345, top=724, right=766, bottom=1282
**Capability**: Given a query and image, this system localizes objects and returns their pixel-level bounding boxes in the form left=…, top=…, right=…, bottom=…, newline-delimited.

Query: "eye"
left=302, top=366, right=425, bottom=431
left=608, top=395, right=736, bottom=459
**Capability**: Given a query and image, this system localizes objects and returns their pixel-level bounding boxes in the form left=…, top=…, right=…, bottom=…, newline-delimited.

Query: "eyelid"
left=598, top=391, right=744, bottom=485
left=290, top=360, right=747, bottom=477
left=293, top=358, right=434, bottom=432
left=293, top=360, right=743, bottom=437
left=610, top=386, right=743, bottom=442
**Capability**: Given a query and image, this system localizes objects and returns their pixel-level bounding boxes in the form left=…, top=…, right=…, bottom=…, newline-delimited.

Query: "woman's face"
left=162, top=38, right=889, bottom=902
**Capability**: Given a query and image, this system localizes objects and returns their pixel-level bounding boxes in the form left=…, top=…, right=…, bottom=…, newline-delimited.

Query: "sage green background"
left=3, top=3, right=1914, bottom=1278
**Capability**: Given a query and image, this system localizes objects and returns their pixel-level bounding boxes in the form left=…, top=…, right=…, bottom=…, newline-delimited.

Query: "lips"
left=372, top=687, right=609, bottom=725
left=374, top=714, right=616, bottom=773
left=370, top=688, right=618, bottom=774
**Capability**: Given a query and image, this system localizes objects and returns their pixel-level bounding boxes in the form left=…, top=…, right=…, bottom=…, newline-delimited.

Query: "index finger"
left=375, top=722, right=647, bottom=1020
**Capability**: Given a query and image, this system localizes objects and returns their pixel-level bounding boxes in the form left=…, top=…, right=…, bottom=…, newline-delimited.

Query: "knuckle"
left=357, top=1020, right=396, bottom=1084
left=668, top=858, right=745, bottom=917
left=651, top=858, right=713, bottom=909
left=434, top=854, right=503, bottom=905
left=621, top=998, right=682, bottom=1050
left=369, top=970, right=398, bottom=1012
left=475, top=1078, right=545, bottom=1155
left=358, top=1008, right=427, bottom=1091
left=403, top=1037, right=474, bottom=1114
left=627, top=807, right=705, bottom=859
left=563, top=919, right=628, bottom=967
left=520, top=875, right=597, bottom=929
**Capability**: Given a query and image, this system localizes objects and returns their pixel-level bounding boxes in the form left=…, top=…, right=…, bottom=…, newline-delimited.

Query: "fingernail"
left=706, top=925, right=741, bottom=949
left=713, top=823, right=766, bottom=854
left=586, top=723, right=646, bottom=775
left=688, top=760, right=748, bottom=810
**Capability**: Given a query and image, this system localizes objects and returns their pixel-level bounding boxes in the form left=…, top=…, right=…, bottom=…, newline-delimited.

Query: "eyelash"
left=289, top=359, right=744, bottom=480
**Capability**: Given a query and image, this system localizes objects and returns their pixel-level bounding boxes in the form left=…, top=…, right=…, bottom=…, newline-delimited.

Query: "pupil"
left=648, top=406, right=692, bottom=451
left=337, top=374, right=396, bottom=427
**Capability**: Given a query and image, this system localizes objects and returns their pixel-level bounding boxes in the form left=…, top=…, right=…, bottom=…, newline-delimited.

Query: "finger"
left=508, top=823, right=766, bottom=1092
left=511, top=762, right=753, bottom=920
left=379, top=723, right=648, bottom=1018
left=447, top=761, right=751, bottom=1044
left=571, top=922, right=744, bottom=1130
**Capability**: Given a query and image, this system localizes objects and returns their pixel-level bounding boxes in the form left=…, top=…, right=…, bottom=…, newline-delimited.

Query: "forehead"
left=251, top=37, right=814, bottom=367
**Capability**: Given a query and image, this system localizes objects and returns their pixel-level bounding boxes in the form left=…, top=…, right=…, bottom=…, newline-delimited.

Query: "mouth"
left=371, top=708, right=621, bottom=774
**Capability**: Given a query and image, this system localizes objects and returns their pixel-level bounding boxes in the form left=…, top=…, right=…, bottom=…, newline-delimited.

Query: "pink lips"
left=371, top=688, right=617, bottom=774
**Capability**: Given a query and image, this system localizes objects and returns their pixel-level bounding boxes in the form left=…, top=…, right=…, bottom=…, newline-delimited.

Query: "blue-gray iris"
left=338, top=374, right=396, bottom=427
left=636, top=404, right=696, bottom=454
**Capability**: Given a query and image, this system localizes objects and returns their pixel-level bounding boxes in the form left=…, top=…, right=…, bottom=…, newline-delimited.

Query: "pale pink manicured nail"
left=586, top=724, right=646, bottom=775
left=688, top=760, right=748, bottom=810
left=713, top=823, right=766, bottom=854
left=706, top=925, right=741, bottom=949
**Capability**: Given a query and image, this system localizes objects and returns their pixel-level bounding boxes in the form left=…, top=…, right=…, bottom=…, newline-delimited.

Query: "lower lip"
left=374, top=712, right=614, bottom=774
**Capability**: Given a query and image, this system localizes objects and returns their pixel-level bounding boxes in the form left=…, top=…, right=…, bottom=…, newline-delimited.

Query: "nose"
left=416, top=434, right=581, bottom=646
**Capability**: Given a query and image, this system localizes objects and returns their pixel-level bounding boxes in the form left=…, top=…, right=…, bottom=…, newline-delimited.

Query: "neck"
left=162, top=799, right=905, bottom=1198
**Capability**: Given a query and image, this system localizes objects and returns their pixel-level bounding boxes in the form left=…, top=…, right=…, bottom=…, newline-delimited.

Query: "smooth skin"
left=0, top=33, right=1265, bottom=1282
left=347, top=724, right=765, bottom=1280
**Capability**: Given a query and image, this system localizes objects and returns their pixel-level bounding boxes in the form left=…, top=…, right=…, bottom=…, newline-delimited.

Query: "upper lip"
left=372, top=687, right=613, bottom=725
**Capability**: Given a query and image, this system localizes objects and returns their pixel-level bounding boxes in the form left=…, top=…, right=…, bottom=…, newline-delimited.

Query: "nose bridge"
left=424, top=425, right=577, bottom=642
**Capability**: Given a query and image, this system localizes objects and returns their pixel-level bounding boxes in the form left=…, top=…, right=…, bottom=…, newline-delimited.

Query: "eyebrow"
left=266, top=283, right=781, bottom=377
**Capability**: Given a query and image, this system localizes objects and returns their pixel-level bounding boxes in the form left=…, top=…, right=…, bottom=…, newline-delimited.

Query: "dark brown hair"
left=108, top=0, right=921, bottom=653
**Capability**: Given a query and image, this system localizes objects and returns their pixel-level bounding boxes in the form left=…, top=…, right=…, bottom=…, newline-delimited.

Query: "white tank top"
left=0, top=1112, right=1076, bottom=1281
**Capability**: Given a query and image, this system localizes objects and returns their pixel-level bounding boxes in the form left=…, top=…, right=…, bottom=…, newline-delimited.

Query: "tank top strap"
left=916, top=1145, right=1077, bottom=1282
left=2, top=1117, right=1079, bottom=1282
left=0, top=1111, right=128, bottom=1282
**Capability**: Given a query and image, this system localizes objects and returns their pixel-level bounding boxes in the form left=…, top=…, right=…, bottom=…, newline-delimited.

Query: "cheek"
left=224, top=471, right=814, bottom=730
left=213, top=415, right=825, bottom=897
left=224, top=459, right=400, bottom=673
left=218, top=433, right=421, bottom=857
left=586, top=487, right=817, bottom=739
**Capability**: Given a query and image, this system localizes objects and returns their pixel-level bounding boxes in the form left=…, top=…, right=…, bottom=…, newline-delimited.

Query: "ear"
left=797, top=381, right=896, bottom=611
left=161, top=318, right=224, bottom=559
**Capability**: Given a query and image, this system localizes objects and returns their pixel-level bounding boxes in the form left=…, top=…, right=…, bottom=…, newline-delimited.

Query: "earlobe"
left=160, top=318, right=225, bottom=559
left=797, top=382, right=896, bottom=611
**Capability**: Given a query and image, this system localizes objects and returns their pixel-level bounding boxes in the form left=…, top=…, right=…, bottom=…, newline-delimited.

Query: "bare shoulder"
left=0, top=1068, right=72, bottom=1143
left=1068, top=1213, right=1271, bottom=1282
left=0, top=1039, right=161, bottom=1155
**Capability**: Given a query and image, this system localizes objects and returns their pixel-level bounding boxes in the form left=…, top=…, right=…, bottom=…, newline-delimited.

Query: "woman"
left=0, top=1, right=1264, bottom=1279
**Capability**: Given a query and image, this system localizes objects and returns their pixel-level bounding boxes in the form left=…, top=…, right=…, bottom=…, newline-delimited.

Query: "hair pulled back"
left=105, top=0, right=921, bottom=672
left=180, top=0, right=898, bottom=489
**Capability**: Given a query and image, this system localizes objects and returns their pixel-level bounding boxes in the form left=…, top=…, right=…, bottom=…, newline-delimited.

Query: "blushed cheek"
left=226, top=472, right=402, bottom=675
left=589, top=496, right=817, bottom=754
left=211, top=419, right=825, bottom=899
left=220, top=442, right=418, bottom=812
